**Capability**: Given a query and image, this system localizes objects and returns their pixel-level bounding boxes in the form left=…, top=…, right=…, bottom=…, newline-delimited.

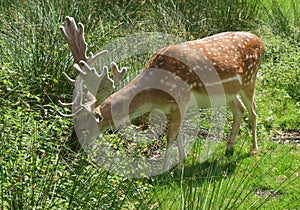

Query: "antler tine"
left=58, top=100, right=73, bottom=108
left=60, top=16, right=88, bottom=64
left=57, top=106, right=84, bottom=118
left=74, top=61, right=114, bottom=105
left=60, top=16, right=108, bottom=67
left=94, top=66, right=114, bottom=106
left=58, top=77, right=86, bottom=118
left=110, top=62, right=127, bottom=85
left=62, top=72, right=75, bottom=84
left=74, top=63, right=88, bottom=76
left=58, top=71, right=76, bottom=111
left=87, top=50, right=108, bottom=66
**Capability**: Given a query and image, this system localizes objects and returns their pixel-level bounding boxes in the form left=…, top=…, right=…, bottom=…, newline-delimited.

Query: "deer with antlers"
left=59, top=16, right=264, bottom=170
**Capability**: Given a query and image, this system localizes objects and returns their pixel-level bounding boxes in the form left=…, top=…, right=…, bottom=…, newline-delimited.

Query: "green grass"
left=257, top=35, right=300, bottom=131
left=262, top=0, right=300, bottom=37
left=1, top=0, right=299, bottom=209
left=152, top=140, right=299, bottom=209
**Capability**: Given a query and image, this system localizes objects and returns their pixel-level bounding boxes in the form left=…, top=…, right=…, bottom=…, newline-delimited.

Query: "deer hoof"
left=251, top=150, right=258, bottom=156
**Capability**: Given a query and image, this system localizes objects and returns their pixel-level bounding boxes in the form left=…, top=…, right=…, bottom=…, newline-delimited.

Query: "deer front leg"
left=163, top=110, right=185, bottom=171
left=226, top=97, right=246, bottom=156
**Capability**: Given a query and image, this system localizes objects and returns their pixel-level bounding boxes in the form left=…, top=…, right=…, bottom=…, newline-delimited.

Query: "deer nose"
left=94, top=111, right=103, bottom=123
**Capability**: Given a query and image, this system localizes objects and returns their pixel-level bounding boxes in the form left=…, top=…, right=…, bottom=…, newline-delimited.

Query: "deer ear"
left=94, top=111, right=103, bottom=123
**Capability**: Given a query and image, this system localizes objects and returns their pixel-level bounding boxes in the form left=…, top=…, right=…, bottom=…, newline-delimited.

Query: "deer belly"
left=192, top=92, right=237, bottom=108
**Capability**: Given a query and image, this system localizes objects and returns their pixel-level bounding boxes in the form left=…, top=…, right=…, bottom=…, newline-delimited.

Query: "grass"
left=263, top=0, right=300, bottom=37
left=1, top=0, right=299, bottom=209
left=153, top=141, right=299, bottom=209
left=257, top=34, right=300, bottom=131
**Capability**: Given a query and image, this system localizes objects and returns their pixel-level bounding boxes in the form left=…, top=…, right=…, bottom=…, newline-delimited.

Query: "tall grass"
left=1, top=0, right=297, bottom=106
left=1, top=0, right=299, bottom=209
left=148, top=0, right=263, bottom=39
left=263, top=0, right=300, bottom=38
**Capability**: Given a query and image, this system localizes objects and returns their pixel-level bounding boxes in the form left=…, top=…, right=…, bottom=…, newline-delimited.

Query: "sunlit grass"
left=0, top=0, right=299, bottom=209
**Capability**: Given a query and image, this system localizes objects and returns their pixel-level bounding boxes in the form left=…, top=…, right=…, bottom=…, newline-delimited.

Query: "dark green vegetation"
left=1, top=0, right=299, bottom=209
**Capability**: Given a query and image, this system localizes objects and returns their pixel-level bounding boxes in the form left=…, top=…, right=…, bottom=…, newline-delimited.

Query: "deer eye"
left=94, top=112, right=103, bottom=123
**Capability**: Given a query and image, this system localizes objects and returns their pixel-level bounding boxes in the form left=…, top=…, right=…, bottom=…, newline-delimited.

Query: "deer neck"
left=96, top=75, right=174, bottom=131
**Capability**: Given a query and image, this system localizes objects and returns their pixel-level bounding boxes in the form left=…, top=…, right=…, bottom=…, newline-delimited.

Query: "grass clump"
left=148, top=0, right=263, bottom=38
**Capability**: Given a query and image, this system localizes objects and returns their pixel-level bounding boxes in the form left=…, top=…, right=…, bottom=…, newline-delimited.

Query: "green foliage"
left=0, top=107, right=155, bottom=209
left=257, top=35, right=300, bottom=130
left=148, top=0, right=263, bottom=38
left=263, top=0, right=300, bottom=39
left=0, top=0, right=299, bottom=209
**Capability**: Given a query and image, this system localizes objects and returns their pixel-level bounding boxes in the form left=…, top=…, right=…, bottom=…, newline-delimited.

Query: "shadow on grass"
left=155, top=150, right=251, bottom=187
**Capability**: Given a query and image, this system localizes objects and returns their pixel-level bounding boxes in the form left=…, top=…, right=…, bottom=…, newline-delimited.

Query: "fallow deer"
left=59, top=16, right=264, bottom=170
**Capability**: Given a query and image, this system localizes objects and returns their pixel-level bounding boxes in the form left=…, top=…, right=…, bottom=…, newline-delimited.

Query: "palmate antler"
left=59, top=16, right=127, bottom=117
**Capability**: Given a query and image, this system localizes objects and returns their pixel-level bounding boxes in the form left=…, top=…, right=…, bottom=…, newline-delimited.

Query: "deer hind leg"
left=240, top=88, right=258, bottom=155
left=163, top=110, right=185, bottom=171
left=226, top=96, right=246, bottom=156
